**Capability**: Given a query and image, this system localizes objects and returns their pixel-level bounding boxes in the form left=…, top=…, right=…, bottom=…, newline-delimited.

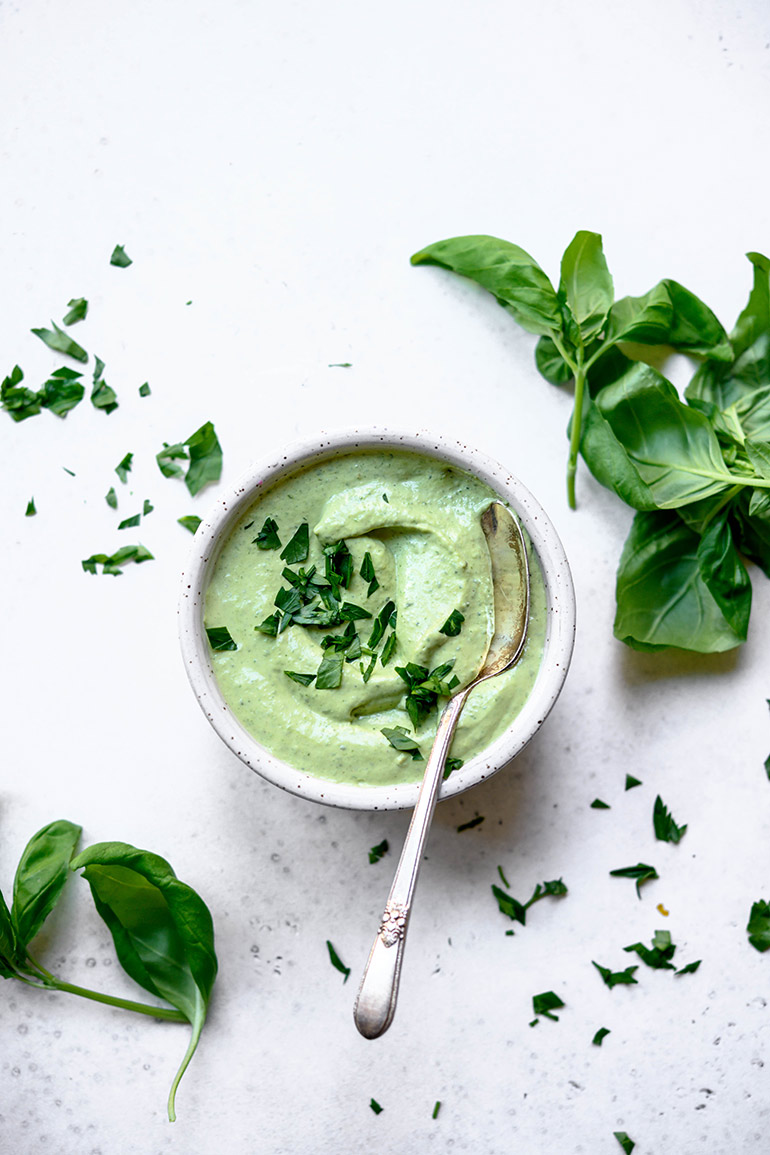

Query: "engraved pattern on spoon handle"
left=353, top=690, right=470, bottom=1040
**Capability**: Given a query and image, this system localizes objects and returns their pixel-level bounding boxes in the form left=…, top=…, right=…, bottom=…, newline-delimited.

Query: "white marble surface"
left=1, top=1, right=769, bottom=1151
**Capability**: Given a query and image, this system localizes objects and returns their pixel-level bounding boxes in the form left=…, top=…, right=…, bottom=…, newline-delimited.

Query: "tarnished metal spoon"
left=353, top=501, right=531, bottom=1039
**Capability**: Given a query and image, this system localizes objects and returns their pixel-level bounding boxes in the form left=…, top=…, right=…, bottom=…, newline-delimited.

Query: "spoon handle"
left=353, top=688, right=470, bottom=1039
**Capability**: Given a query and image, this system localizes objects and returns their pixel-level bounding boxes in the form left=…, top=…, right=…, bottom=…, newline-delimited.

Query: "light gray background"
left=1, top=1, right=769, bottom=1152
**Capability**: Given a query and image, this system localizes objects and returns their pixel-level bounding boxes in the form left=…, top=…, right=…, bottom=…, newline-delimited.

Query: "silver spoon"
left=353, top=501, right=531, bottom=1039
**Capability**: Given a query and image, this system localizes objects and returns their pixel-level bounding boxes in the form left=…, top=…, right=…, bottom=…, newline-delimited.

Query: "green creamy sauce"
left=205, top=450, right=547, bottom=787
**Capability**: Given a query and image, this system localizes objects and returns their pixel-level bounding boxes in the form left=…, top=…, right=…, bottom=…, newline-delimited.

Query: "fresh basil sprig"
left=0, top=821, right=217, bottom=1122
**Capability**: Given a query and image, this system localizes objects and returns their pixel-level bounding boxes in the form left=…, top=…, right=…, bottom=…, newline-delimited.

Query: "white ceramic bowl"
left=179, top=428, right=576, bottom=810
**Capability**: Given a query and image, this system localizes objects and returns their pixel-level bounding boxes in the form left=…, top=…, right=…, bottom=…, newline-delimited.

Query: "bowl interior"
left=178, top=429, right=576, bottom=810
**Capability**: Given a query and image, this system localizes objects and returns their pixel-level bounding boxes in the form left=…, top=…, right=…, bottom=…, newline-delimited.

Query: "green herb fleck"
left=432, top=1101, right=441, bottom=1119
left=369, top=1098, right=383, bottom=1115
left=676, top=959, right=702, bottom=976
left=31, top=322, right=88, bottom=363
left=326, top=940, right=350, bottom=983
left=157, top=442, right=188, bottom=479
left=457, top=815, right=484, bottom=832
left=747, top=899, right=770, bottom=952
left=492, top=878, right=567, bottom=929
left=110, top=243, right=132, bottom=267
left=395, top=659, right=458, bottom=729
left=381, top=726, right=423, bottom=761
left=139, top=382, right=151, bottom=397
left=81, top=545, right=153, bottom=575
left=609, top=862, right=658, bottom=898
left=592, top=1027, right=611, bottom=1046
left=360, top=552, right=379, bottom=597
left=591, top=798, right=610, bottom=809
left=284, top=670, right=316, bottom=686
left=63, top=297, right=88, bottom=325
left=316, top=652, right=344, bottom=690
left=115, top=453, right=133, bottom=483
left=206, top=626, right=237, bottom=652
left=625, top=775, right=642, bottom=790
left=1, top=366, right=41, bottom=421
left=142, top=499, right=153, bottom=516
left=25, top=497, right=36, bottom=516
left=614, top=1132, right=635, bottom=1154
left=280, top=523, right=310, bottom=565
left=255, top=612, right=280, bottom=637
left=105, top=487, right=118, bottom=509
left=368, top=600, right=396, bottom=649
left=443, top=756, right=464, bottom=779
left=40, top=367, right=85, bottom=416
left=623, top=929, right=676, bottom=970
left=254, top=517, right=282, bottom=550
left=592, top=961, right=639, bottom=989
left=368, top=840, right=389, bottom=864
left=380, top=631, right=397, bottom=665
left=497, top=865, right=510, bottom=888
left=184, top=421, right=222, bottom=495
left=653, top=795, right=687, bottom=843
left=439, top=609, right=465, bottom=637
left=178, top=515, right=202, bottom=534
left=118, top=513, right=141, bottom=530
left=91, top=356, right=119, bottom=413
left=531, top=991, right=564, bottom=1021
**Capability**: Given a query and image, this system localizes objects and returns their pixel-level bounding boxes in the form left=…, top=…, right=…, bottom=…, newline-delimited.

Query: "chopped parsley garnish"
left=360, top=551, right=379, bottom=596
left=432, top=1101, right=441, bottom=1120
left=91, top=357, right=119, bottom=413
left=62, top=297, right=88, bottom=325
left=625, top=775, right=642, bottom=790
left=443, top=756, right=464, bottom=779
left=1, top=366, right=41, bottom=421
left=323, top=539, right=353, bottom=591
left=39, top=367, right=85, bottom=417
left=157, top=442, right=188, bottom=478
left=592, top=961, right=639, bottom=989
left=255, top=612, right=280, bottom=637
left=326, top=940, right=350, bottom=983
left=439, top=609, right=465, bottom=637
left=110, top=243, right=132, bottom=267
left=381, top=726, right=423, bottom=760
left=747, top=899, right=770, bottom=952
left=254, top=517, right=281, bottom=550
left=115, top=453, right=133, bottom=483
left=178, top=515, right=202, bottom=534
left=380, top=631, right=397, bottom=665
left=139, top=382, right=151, bottom=397
left=184, top=421, right=222, bottom=495
left=652, top=795, right=687, bottom=843
left=339, top=601, right=372, bottom=622
left=316, top=652, right=344, bottom=689
left=368, top=600, right=396, bottom=649
left=81, top=544, right=154, bottom=575
left=205, top=626, right=238, bottom=651
left=280, top=523, right=310, bottom=565
left=609, top=862, right=658, bottom=898
left=590, top=798, right=610, bottom=809
left=284, top=670, right=316, bottom=686
left=25, top=497, right=36, bottom=517
left=492, top=878, right=567, bottom=930
left=613, top=1133, right=635, bottom=1154
left=592, top=1027, right=611, bottom=1046
left=531, top=991, right=564, bottom=1022
left=142, top=500, right=153, bottom=516
left=676, top=959, right=702, bottom=976
left=368, top=840, right=389, bottom=864
left=456, top=815, right=484, bottom=832
left=623, top=929, right=676, bottom=970
left=369, top=1099, right=383, bottom=1115
left=396, top=660, right=458, bottom=730
left=31, top=321, right=88, bottom=363
left=118, top=513, right=141, bottom=530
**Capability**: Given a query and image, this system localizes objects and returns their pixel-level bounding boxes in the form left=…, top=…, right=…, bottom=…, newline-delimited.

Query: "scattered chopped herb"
left=329, top=362, right=352, bottom=368
left=439, top=609, right=465, bottom=637
left=360, top=652, right=377, bottom=683
left=205, top=626, right=237, bottom=652
left=381, top=726, right=423, bottom=761
left=254, top=517, right=282, bottom=550
left=81, top=545, right=154, bottom=575
left=676, top=959, right=702, bottom=976
left=139, top=382, right=151, bottom=397
left=368, top=600, right=396, bottom=649
left=382, top=493, right=389, bottom=502
left=747, top=899, right=770, bottom=952
left=653, top=795, right=687, bottom=843
left=115, top=453, right=133, bottom=483
left=368, top=840, right=389, bottom=864
left=443, top=756, right=464, bottom=779
left=178, top=515, right=202, bottom=534
left=1, top=365, right=41, bottom=421
left=323, top=539, right=353, bottom=592
left=326, top=940, right=350, bottom=983
left=118, top=513, right=141, bottom=530
left=31, top=321, right=88, bottom=363
left=284, top=670, right=316, bottom=686
left=492, top=877, right=567, bottom=929
left=255, top=612, right=280, bottom=637
left=614, top=1132, right=635, bottom=1154
left=531, top=991, right=564, bottom=1021
left=62, top=467, right=75, bottom=476
left=432, top=1100, right=441, bottom=1119
left=591, top=798, right=610, bottom=809
left=316, top=652, right=344, bottom=690
left=395, top=659, right=458, bottom=729
left=380, top=631, right=397, bottom=665
left=360, top=552, right=379, bottom=596
left=184, top=421, right=222, bottom=495
left=62, top=297, right=88, bottom=325
left=592, top=961, right=639, bottom=989
left=142, top=499, right=153, bottom=516
left=625, top=775, right=642, bottom=790
left=369, top=1098, right=383, bottom=1115
left=339, top=601, right=372, bottom=622
left=457, top=815, right=484, bottom=832
left=592, top=1027, right=611, bottom=1046
left=497, top=865, right=510, bottom=888
left=609, top=862, right=658, bottom=898
left=91, top=356, right=119, bottom=413
left=623, top=929, right=676, bottom=970
left=25, top=498, right=36, bottom=517
left=280, top=523, right=310, bottom=565
left=157, top=442, right=188, bottom=479
left=39, top=367, right=85, bottom=417
left=110, top=243, right=132, bottom=267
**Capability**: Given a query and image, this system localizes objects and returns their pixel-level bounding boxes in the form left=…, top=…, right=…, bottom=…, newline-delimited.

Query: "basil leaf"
left=115, top=453, right=133, bottom=483
left=531, top=991, right=564, bottom=1021
left=580, top=386, right=658, bottom=511
left=184, top=421, right=222, bottom=496
left=443, top=757, right=464, bottom=780
left=118, top=514, right=141, bottom=530
left=110, top=244, right=132, bottom=267
left=254, top=517, right=281, bottom=550
left=534, top=335, right=573, bottom=385
left=280, top=523, right=310, bottom=565
left=178, top=515, right=202, bottom=534
left=381, top=726, right=423, bottom=760
left=63, top=297, right=88, bottom=325
left=558, top=231, right=613, bottom=344
left=31, top=322, right=88, bottom=363
left=25, top=498, right=36, bottom=517
left=255, top=612, right=280, bottom=637
left=615, top=510, right=746, bottom=653
left=1, top=366, right=41, bottom=421
left=411, top=234, right=563, bottom=339
left=70, top=841, right=217, bottom=1122
left=0, top=887, right=21, bottom=975
left=91, top=357, right=119, bottom=413
left=623, top=930, right=676, bottom=970
left=368, top=600, right=396, bottom=649
left=652, top=795, right=687, bottom=844
left=609, top=862, right=658, bottom=898
left=157, top=442, right=188, bottom=479
left=696, top=508, right=752, bottom=639
left=439, top=609, right=465, bottom=637
left=592, top=1027, right=611, bottom=1046
left=39, top=367, right=85, bottom=417
left=747, top=899, right=770, bottom=952
left=360, top=552, right=379, bottom=596
left=380, top=631, right=397, bottom=665
left=206, top=626, right=237, bottom=651
left=609, top=279, right=731, bottom=360
left=11, top=820, right=82, bottom=948
left=368, top=840, right=389, bottom=865
left=339, top=601, right=372, bottom=622
left=324, top=539, right=353, bottom=590
left=326, top=940, right=350, bottom=982
left=284, top=670, right=315, bottom=686
left=316, top=652, right=344, bottom=689
left=592, top=961, right=639, bottom=989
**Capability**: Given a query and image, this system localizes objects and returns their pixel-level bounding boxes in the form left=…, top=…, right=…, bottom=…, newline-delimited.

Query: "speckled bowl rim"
left=179, top=427, right=576, bottom=811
